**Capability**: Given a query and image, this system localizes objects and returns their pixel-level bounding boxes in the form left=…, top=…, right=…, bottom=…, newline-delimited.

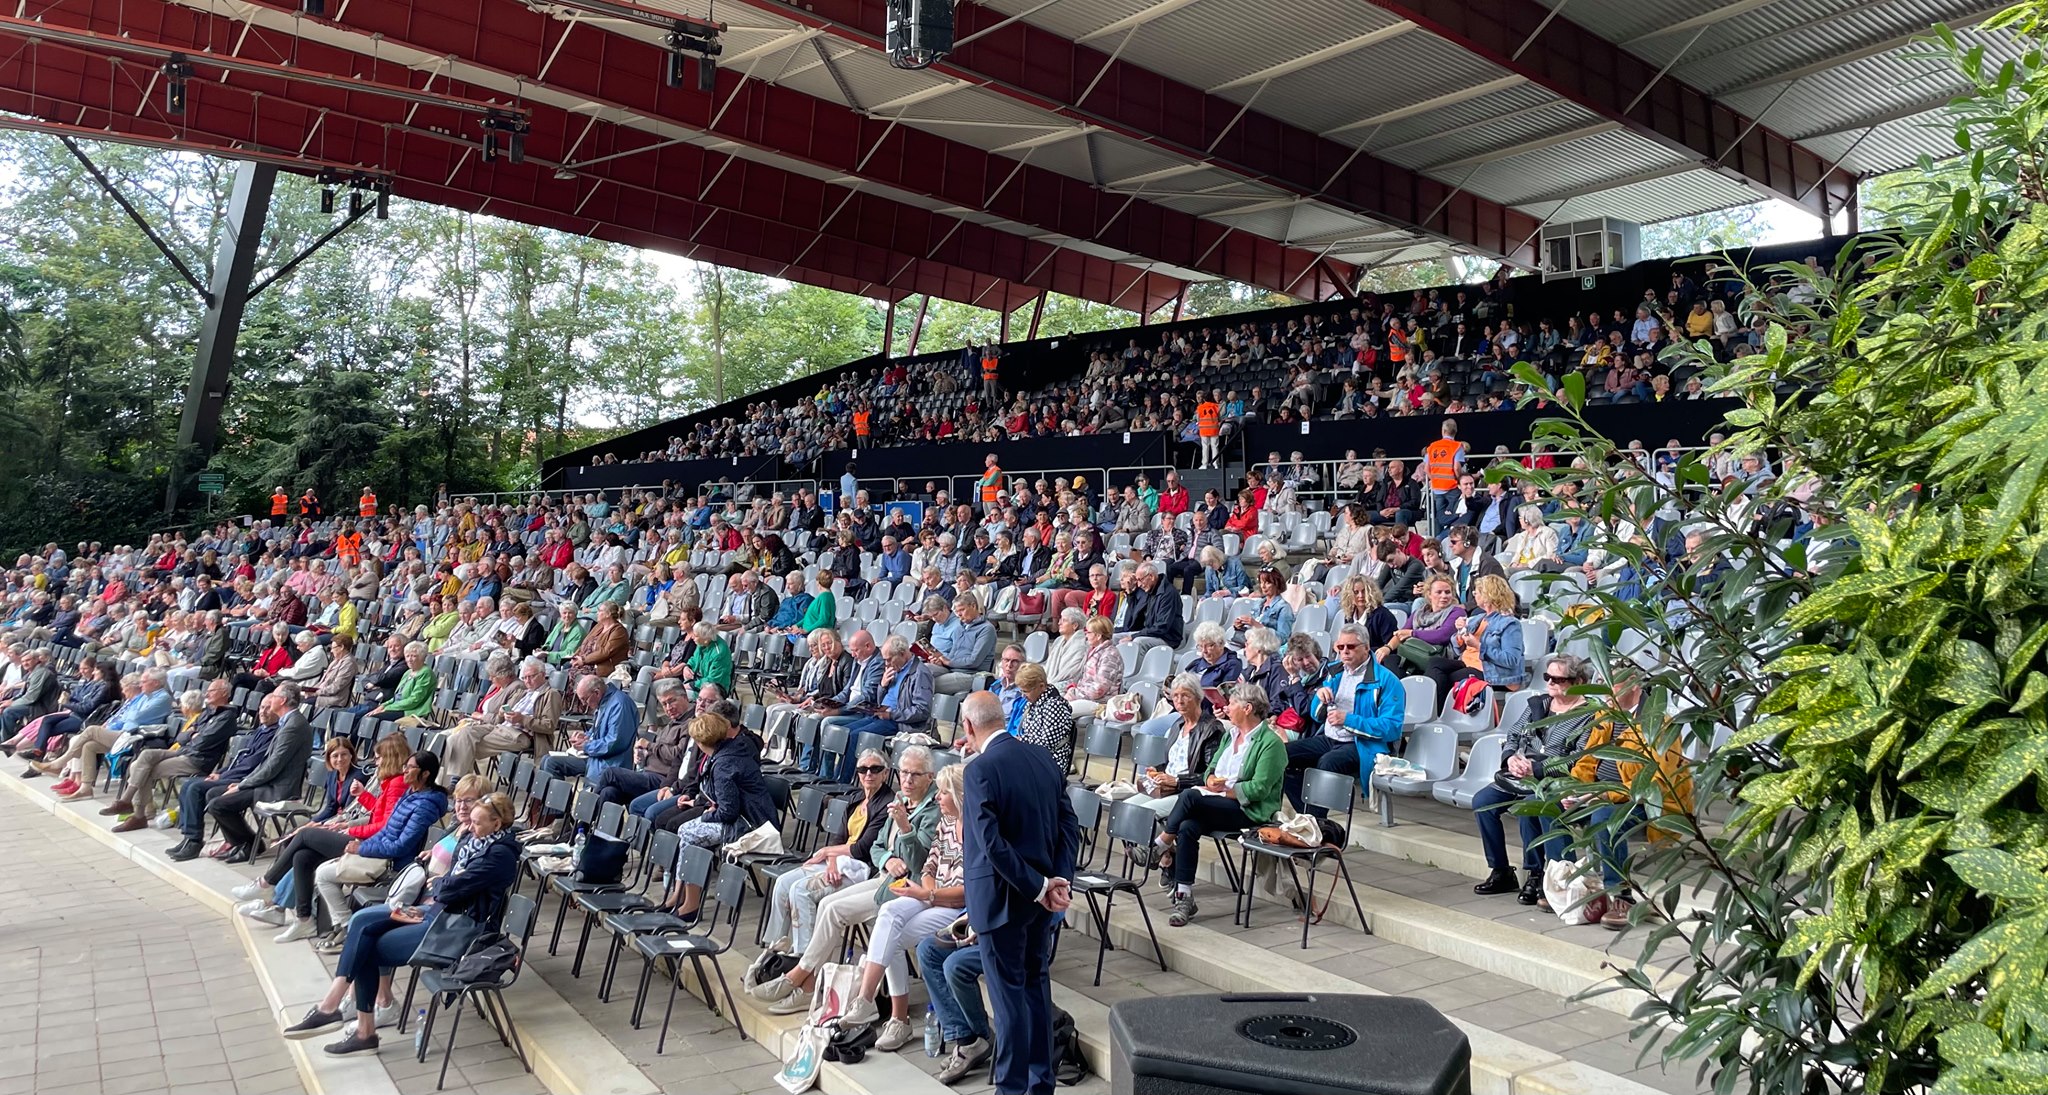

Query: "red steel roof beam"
left=11, top=0, right=1181, bottom=312
left=708, top=0, right=1544, bottom=265
left=188, top=0, right=1341, bottom=302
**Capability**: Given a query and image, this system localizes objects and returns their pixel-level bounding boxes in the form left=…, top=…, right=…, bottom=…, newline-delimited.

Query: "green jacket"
left=688, top=637, right=733, bottom=691
left=798, top=590, right=837, bottom=632
left=387, top=666, right=439, bottom=718
left=1205, top=722, right=1287, bottom=824
left=871, top=786, right=941, bottom=892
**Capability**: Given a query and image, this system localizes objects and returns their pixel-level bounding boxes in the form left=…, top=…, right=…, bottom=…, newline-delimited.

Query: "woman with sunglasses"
left=759, top=747, right=895, bottom=955
left=753, top=746, right=940, bottom=1016
left=1472, top=654, right=1596, bottom=904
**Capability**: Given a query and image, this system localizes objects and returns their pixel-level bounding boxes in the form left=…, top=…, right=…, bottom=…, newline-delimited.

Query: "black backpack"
left=1051, top=1006, right=1087, bottom=1086
left=444, top=932, right=521, bottom=986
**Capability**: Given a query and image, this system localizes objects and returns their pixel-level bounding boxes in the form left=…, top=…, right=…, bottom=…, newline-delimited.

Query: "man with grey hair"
left=34, top=666, right=175, bottom=799
left=830, top=635, right=934, bottom=780
left=808, top=628, right=883, bottom=776
left=1122, top=561, right=1184, bottom=652
left=590, top=677, right=694, bottom=812
left=107, top=677, right=237, bottom=831
left=1290, top=623, right=1405, bottom=810
left=443, top=654, right=559, bottom=779
left=187, top=683, right=311, bottom=863
left=930, top=594, right=995, bottom=694
left=956, top=690, right=1078, bottom=1095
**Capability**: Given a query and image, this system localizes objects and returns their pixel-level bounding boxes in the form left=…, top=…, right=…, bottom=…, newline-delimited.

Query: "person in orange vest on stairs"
left=358, top=487, right=377, bottom=518
left=1195, top=396, right=1223, bottom=470
left=852, top=403, right=873, bottom=446
left=1423, top=418, right=1468, bottom=534
left=271, top=488, right=289, bottom=518
left=980, top=347, right=1002, bottom=401
left=977, top=453, right=1003, bottom=515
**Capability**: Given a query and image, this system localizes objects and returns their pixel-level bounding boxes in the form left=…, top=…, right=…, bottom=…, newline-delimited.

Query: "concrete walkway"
left=0, top=788, right=295, bottom=1095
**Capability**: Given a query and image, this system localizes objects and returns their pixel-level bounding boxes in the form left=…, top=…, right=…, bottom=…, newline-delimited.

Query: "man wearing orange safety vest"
left=1194, top=397, right=1223, bottom=470
left=271, top=488, right=289, bottom=518
left=852, top=405, right=873, bottom=445
left=1423, top=418, right=1468, bottom=534
left=335, top=525, right=363, bottom=566
left=298, top=488, right=321, bottom=518
left=980, top=347, right=1001, bottom=401
left=358, top=488, right=377, bottom=518
left=977, top=454, right=1003, bottom=514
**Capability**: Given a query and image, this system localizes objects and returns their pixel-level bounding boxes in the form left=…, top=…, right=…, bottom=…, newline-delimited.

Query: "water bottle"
left=923, top=1005, right=942, bottom=1057
left=412, top=1008, right=429, bottom=1055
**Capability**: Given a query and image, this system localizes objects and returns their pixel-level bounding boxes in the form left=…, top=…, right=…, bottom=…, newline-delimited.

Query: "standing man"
left=358, top=486, right=378, bottom=518
left=977, top=454, right=1003, bottom=517
left=271, top=488, right=290, bottom=519
left=1194, top=395, right=1222, bottom=469
left=980, top=347, right=1002, bottom=401
left=1423, top=418, right=1467, bottom=534
left=957, top=691, right=1080, bottom=1095
left=298, top=486, right=322, bottom=519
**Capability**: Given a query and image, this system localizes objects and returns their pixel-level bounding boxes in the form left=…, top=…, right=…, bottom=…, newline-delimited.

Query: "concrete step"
left=1056, top=890, right=1672, bottom=1095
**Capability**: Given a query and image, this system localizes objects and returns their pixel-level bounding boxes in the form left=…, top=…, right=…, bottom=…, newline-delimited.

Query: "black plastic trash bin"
left=1109, top=993, right=1470, bottom=1095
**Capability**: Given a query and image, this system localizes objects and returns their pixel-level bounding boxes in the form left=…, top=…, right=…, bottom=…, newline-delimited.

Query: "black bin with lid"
left=1109, top=993, right=1470, bottom=1095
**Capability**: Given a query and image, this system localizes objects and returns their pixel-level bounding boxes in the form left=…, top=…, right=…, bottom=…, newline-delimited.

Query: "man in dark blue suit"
left=959, top=690, right=1081, bottom=1095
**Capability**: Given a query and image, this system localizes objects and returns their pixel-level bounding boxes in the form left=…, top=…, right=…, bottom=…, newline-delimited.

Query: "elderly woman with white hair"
left=1131, top=673, right=1224, bottom=819
left=1500, top=504, right=1560, bottom=573
left=1044, top=608, right=1089, bottom=689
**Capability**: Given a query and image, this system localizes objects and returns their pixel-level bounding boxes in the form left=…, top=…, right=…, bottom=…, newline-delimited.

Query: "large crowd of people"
left=597, top=258, right=1800, bottom=468
left=0, top=263, right=1817, bottom=1083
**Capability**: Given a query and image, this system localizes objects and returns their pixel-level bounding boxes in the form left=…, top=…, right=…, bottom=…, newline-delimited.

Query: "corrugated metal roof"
left=1460, top=128, right=1693, bottom=206
left=1240, top=28, right=1517, bottom=138
left=1356, top=80, right=1560, bottom=151
left=1534, top=168, right=1763, bottom=225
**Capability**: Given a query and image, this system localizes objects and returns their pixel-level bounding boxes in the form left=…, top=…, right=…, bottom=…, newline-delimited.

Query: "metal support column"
left=1026, top=292, right=1047, bottom=339
left=999, top=307, right=1011, bottom=344
left=907, top=296, right=931, bottom=354
left=882, top=299, right=897, bottom=357
left=1170, top=289, right=1186, bottom=323
left=167, top=161, right=277, bottom=512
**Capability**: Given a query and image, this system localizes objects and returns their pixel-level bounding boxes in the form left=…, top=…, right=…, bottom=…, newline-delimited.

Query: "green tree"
left=1502, top=8, right=2048, bottom=1092
left=1638, top=204, right=1772, bottom=260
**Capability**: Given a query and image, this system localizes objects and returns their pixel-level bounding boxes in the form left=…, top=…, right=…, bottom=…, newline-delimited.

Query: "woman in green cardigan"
left=366, top=641, right=439, bottom=727
left=683, top=620, right=734, bottom=692
left=1144, top=681, right=1287, bottom=928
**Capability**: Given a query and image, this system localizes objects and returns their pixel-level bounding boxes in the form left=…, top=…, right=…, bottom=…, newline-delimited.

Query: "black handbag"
left=573, top=831, right=629, bottom=884
left=407, top=910, right=483, bottom=969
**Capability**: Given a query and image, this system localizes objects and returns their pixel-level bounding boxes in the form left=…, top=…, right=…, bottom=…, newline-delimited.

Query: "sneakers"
left=374, top=1001, right=402, bottom=1029
left=936, top=1037, right=992, bottom=1084
left=837, top=995, right=881, bottom=1028
left=1601, top=896, right=1634, bottom=931
left=1167, top=893, right=1199, bottom=928
left=767, top=988, right=814, bottom=1016
left=873, top=1017, right=914, bottom=1052
left=322, top=1031, right=380, bottom=1056
left=1472, top=868, right=1518, bottom=896
left=49, top=778, right=79, bottom=797
left=231, top=881, right=273, bottom=901
left=1518, top=873, right=1543, bottom=906
left=750, top=975, right=797, bottom=1003
left=275, top=918, right=320, bottom=944
left=282, top=1006, right=347, bottom=1039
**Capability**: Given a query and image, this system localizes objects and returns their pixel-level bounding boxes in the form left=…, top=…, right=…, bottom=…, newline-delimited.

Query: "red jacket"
left=348, top=773, right=409, bottom=840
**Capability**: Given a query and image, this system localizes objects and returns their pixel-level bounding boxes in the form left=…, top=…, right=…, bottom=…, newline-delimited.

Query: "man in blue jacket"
left=544, top=676, right=638, bottom=783
left=1291, top=624, right=1405, bottom=811
left=810, top=629, right=883, bottom=775
left=831, top=637, right=933, bottom=780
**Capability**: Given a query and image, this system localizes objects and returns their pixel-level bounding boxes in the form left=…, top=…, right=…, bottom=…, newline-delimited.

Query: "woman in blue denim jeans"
left=278, top=792, right=520, bottom=1056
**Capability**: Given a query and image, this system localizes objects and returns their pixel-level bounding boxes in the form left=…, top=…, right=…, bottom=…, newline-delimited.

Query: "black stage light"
left=885, top=0, right=952, bottom=70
